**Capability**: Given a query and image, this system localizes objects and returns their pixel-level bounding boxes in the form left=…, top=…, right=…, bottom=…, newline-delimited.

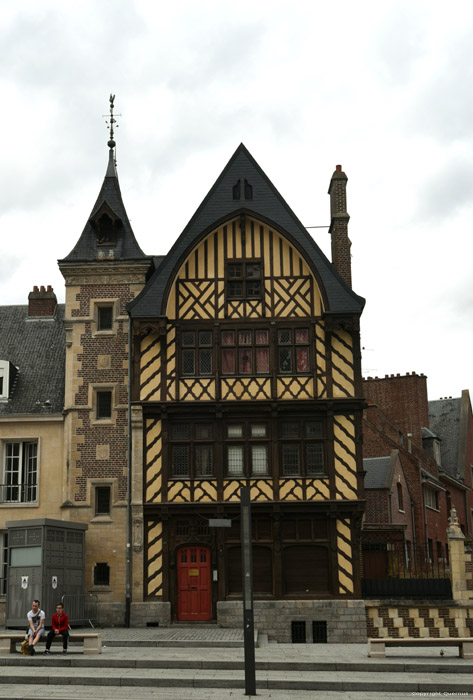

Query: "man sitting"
left=26, top=600, right=45, bottom=655
left=44, top=602, right=69, bottom=654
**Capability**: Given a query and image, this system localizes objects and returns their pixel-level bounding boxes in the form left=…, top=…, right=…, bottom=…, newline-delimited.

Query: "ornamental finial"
left=104, top=94, right=120, bottom=149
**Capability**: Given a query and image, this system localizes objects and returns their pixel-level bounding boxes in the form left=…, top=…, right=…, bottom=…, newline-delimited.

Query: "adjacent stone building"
left=0, top=289, right=65, bottom=623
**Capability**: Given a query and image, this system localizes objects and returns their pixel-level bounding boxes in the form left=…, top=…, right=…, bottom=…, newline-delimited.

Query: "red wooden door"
left=177, top=546, right=211, bottom=621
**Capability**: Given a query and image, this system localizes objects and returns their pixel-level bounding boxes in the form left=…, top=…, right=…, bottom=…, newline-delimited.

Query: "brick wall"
left=365, top=489, right=390, bottom=523
left=363, top=373, right=429, bottom=446
left=366, top=603, right=473, bottom=638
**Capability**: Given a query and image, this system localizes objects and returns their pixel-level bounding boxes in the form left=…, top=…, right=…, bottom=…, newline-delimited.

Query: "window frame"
left=93, top=562, right=110, bottom=586
left=221, top=328, right=270, bottom=376
left=0, top=532, right=7, bottom=596
left=224, top=421, right=270, bottom=478
left=280, top=420, right=326, bottom=478
left=277, top=327, right=311, bottom=375
left=96, top=390, right=112, bottom=420
left=226, top=259, right=263, bottom=300
left=180, top=329, right=214, bottom=377
left=423, top=485, right=439, bottom=511
left=168, top=422, right=215, bottom=479
left=97, top=305, right=114, bottom=332
left=95, top=486, right=111, bottom=516
left=2, top=440, right=38, bottom=504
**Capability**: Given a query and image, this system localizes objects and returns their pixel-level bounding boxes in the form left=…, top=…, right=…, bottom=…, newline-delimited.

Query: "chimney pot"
left=28, top=284, right=58, bottom=317
left=328, top=164, right=351, bottom=287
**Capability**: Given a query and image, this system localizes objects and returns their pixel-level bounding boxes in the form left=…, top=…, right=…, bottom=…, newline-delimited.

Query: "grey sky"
left=1, top=0, right=472, bottom=401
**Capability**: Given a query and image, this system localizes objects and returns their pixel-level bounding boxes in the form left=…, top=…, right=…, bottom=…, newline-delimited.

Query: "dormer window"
left=97, top=214, right=114, bottom=244
left=90, top=203, right=121, bottom=246
left=0, top=361, right=18, bottom=402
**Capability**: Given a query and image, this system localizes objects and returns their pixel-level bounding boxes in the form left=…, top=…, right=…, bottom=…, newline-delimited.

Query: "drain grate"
left=312, top=620, right=327, bottom=643
left=291, top=620, right=306, bottom=643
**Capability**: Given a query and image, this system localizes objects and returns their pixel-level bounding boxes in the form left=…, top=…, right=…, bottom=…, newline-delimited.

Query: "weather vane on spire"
left=104, top=94, right=120, bottom=150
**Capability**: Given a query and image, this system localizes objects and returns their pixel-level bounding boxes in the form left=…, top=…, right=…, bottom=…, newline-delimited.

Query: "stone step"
left=0, top=667, right=471, bottom=693
left=2, top=655, right=473, bottom=675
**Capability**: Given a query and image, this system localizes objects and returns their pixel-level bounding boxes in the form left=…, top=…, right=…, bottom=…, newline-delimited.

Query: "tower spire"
left=103, top=94, right=120, bottom=176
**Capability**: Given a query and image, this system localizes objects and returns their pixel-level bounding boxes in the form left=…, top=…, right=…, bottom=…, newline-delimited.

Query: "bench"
left=368, top=637, right=473, bottom=659
left=0, top=632, right=102, bottom=655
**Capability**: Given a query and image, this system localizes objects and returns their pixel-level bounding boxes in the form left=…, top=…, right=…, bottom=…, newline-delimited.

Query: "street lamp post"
left=240, top=486, right=256, bottom=695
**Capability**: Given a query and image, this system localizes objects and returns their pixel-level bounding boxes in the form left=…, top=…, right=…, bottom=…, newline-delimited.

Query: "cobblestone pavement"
left=100, top=626, right=244, bottom=642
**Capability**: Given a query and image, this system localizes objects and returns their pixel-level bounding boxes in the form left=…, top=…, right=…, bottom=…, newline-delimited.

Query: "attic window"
left=96, top=213, right=116, bottom=245
left=91, top=203, right=121, bottom=246
left=232, top=178, right=253, bottom=200
left=0, top=361, right=17, bottom=402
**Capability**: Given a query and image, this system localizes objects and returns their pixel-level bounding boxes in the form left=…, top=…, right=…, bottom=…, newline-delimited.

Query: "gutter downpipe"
left=125, top=312, right=132, bottom=628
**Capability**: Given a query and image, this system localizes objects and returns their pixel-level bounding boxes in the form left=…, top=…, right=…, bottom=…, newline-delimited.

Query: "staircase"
left=0, top=627, right=471, bottom=698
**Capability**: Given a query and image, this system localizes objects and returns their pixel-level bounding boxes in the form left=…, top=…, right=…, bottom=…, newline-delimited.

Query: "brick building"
left=362, top=374, right=473, bottom=573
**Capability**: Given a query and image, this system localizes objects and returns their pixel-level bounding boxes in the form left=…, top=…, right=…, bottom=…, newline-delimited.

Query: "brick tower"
left=58, top=98, right=152, bottom=624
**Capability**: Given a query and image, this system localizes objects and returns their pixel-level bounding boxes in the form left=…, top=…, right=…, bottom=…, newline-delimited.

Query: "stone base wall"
left=97, top=602, right=126, bottom=627
left=130, top=602, right=171, bottom=627
left=366, top=602, right=473, bottom=638
left=96, top=602, right=171, bottom=627
left=217, top=600, right=367, bottom=643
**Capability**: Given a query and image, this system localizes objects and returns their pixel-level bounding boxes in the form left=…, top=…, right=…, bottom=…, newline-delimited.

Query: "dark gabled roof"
left=428, top=397, right=461, bottom=477
left=0, top=305, right=65, bottom=415
left=129, top=144, right=365, bottom=318
left=363, top=456, right=394, bottom=489
left=421, top=468, right=444, bottom=490
left=421, top=427, right=438, bottom=440
left=59, top=150, right=148, bottom=263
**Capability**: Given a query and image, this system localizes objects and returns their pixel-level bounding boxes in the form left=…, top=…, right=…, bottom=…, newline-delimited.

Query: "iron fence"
left=61, top=593, right=99, bottom=628
left=362, top=542, right=449, bottom=580
left=361, top=542, right=452, bottom=598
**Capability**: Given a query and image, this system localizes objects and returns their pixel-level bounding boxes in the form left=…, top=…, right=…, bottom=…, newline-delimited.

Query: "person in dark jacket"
left=44, top=602, right=69, bottom=653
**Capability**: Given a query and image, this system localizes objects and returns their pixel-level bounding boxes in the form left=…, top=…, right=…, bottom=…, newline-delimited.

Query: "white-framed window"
left=0, top=361, right=16, bottom=401
left=2, top=441, right=38, bottom=503
left=423, top=485, right=439, bottom=510
left=225, top=422, right=269, bottom=477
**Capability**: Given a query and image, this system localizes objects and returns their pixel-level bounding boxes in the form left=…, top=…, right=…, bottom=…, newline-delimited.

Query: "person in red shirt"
left=44, top=602, right=69, bottom=653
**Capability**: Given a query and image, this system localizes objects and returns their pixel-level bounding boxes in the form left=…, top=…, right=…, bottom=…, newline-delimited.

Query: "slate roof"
left=363, top=456, right=394, bottom=489
left=59, top=149, right=149, bottom=263
left=0, top=305, right=65, bottom=415
left=428, top=398, right=461, bottom=477
left=128, top=144, right=365, bottom=318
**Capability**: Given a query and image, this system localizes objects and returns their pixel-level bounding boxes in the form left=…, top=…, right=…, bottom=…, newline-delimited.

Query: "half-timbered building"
left=128, top=144, right=366, bottom=638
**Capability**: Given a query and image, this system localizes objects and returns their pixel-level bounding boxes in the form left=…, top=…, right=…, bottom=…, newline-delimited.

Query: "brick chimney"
left=28, top=285, right=57, bottom=317
left=328, top=165, right=352, bottom=288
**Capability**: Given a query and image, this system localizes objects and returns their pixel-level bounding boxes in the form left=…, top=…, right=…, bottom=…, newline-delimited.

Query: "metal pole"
left=240, top=486, right=256, bottom=695
left=125, top=313, right=132, bottom=628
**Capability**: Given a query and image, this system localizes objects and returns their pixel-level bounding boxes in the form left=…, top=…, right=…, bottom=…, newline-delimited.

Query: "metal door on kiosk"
left=177, top=546, right=211, bottom=621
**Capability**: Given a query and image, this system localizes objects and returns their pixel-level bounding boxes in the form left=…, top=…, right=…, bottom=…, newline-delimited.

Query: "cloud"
left=415, top=150, right=473, bottom=221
